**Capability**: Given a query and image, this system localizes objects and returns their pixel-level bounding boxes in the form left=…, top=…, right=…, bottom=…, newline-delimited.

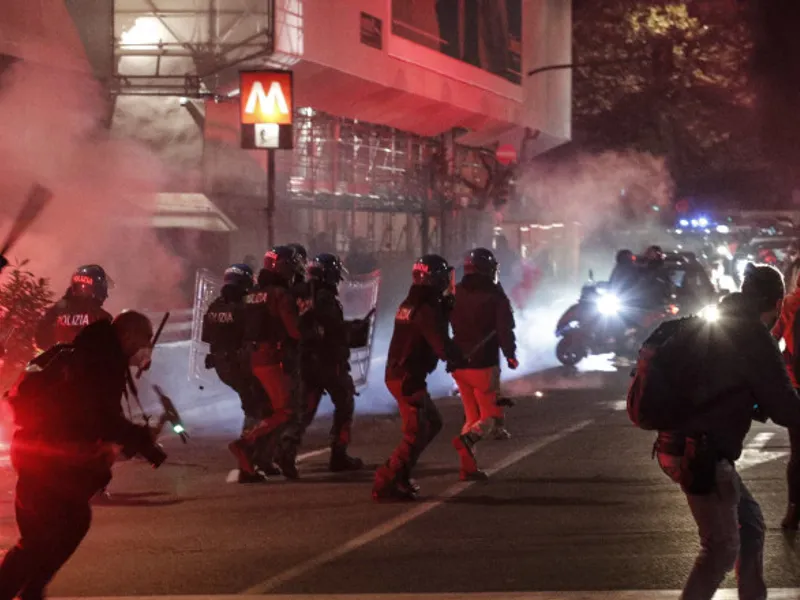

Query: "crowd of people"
left=0, top=242, right=519, bottom=597
left=8, top=236, right=800, bottom=600
left=199, top=243, right=518, bottom=500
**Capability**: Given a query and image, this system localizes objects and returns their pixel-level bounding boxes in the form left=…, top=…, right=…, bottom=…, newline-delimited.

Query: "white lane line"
left=226, top=447, right=331, bottom=482
left=48, top=592, right=800, bottom=600
left=240, top=419, right=595, bottom=595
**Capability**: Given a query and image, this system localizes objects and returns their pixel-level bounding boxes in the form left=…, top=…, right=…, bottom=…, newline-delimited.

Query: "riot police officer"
left=450, top=248, right=518, bottom=480
left=35, top=265, right=112, bottom=351
left=373, top=255, right=464, bottom=501
left=229, top=246, right=301, bottom=478
left=202, top=264, right=274, bottom=483
left=279, top=253, right=365, bottom=475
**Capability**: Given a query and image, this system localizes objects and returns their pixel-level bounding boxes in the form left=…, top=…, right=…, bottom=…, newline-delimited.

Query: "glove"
left=507, top=357, right=519, bottom=370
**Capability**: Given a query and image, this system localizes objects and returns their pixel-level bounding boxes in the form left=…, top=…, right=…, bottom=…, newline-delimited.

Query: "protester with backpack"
left=0, top=311, right=166, bottom=600
left=628, top=263, right=800, bottom=600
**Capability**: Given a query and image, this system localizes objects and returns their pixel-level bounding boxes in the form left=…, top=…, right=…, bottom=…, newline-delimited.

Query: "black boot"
left=276, top=445, right=299, bottom=480
left=329, top=446, right=364, bottom=472
left=782, top=503, right=800, bottom=530
left=238, top=470, right=270, bottom=484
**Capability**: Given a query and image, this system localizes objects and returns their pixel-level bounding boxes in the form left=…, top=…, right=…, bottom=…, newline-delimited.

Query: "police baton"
left=465, top=330, right=497, bottom=361
left=462, top=330, right=516, bottom=408
left=0, top=184, right=53, bottom=271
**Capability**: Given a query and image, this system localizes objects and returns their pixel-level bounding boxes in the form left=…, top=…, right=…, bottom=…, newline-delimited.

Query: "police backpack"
left=626, top=316, right=711, bottom=431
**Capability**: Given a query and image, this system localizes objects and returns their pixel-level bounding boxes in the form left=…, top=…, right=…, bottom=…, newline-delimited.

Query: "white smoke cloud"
left=0, top=59, right=186, bottom=311
left=518, top=150, right=674, bottom=232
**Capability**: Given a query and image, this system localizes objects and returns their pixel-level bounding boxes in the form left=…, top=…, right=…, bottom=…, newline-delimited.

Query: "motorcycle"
left=554, top=273, right=676, bottom=367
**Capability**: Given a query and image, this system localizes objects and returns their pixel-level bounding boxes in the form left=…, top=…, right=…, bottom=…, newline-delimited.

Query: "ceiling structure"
left=112, top=0, right=281, bottom=97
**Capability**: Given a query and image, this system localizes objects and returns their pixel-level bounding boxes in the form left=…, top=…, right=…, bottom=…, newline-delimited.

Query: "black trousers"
left=0, top=471, right=93, bottom=600
left=282, top=368, right=355, bottom=451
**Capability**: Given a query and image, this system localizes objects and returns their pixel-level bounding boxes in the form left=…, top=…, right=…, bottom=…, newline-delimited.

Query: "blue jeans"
left=658, top=454, right=767, bottom=600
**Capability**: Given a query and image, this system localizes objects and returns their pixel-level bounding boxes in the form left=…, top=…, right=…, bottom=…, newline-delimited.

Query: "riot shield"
left=189, top=268, right=223, bottom=383
left=340, top=269, right=381, bottom=389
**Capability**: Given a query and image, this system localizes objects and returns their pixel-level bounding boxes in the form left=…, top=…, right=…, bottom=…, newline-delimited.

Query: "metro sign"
left=239, top=70, right=294, bottom=150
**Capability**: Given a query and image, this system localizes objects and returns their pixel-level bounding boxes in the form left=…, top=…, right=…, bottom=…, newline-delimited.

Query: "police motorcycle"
left=554, top=274, right=656, bottom=367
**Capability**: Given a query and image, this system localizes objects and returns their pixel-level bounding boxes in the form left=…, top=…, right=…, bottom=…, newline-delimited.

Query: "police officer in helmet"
left=203, top=264, right=274, bottom=483
left=35, top=265, right=113, bottom=351
left=450, top=248, right=518, bottom=480
left=279, top=253, right=365, bottom=475
left=373, top=254, right=464, bottom=501
left=230, top=246, right=301, bottom=478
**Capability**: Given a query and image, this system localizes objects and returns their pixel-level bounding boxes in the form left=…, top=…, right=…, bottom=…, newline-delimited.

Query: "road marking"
left=51, top=589, right=800, bottom=599
left=738, top=432, right=788, bottom=472
left=226, top=447, right=331, bottom=483
left=240, top=419, right=595, bottom=595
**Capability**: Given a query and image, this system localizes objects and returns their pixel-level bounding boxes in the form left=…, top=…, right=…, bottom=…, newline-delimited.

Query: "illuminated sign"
left=239, top=70, right=294, bottom=150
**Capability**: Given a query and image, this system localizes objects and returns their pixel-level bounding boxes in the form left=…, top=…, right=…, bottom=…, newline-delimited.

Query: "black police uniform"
left=202, top=284, right=270, bottom=426
left=374, top=275, right=463, bottom=500
left=230, top=266, right=301, bottom=477
left=0, top=320, right=162, bottom=600
left=35, top=293, right=112, bottom=351
left=282, top=279, right=363, bottom=471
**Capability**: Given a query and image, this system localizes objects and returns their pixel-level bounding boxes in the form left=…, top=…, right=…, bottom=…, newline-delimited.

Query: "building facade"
left=3, top=0, right=571, bottom=276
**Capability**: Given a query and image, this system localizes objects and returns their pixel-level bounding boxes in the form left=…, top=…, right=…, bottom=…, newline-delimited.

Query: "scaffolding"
left=288, top=109, right=444, bottom=213
left=112, top=0, right=277, bottom=96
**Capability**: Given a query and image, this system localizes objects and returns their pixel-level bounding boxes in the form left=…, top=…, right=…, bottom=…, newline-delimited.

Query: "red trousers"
left=453, top=366, right=502, bottom=436
left=245, top=364, right=295, bottom=443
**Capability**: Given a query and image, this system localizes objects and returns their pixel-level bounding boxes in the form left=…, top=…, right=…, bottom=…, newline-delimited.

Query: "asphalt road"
left=0, top=365, right=799, bottom=599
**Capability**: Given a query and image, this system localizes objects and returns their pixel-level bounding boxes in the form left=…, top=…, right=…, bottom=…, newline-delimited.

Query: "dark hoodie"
left=680, top=292, right=800, bottom=461
left=451, top=274, right=516, bottom=369
left=386, top=285, right=462, bottom=394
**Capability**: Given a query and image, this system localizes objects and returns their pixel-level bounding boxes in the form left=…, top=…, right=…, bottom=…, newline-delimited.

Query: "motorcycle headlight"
left=700, top=304, right=720, bottom=322
left=597, top=293, right=620, bottom=315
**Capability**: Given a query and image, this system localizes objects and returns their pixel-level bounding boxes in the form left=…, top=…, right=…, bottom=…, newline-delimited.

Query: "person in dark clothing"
left=202, top=264, right=274, bottom=483
left=450, top=248, right=517, bottom=480
left=35, top=265, right=112, bottom=351
left=609, top=249, right=638, bottom=296
left=655, top=264, right=800, bottom=600
left=373, top=254, right=465, bottom=502
left=637, top=246, right=671, bottom=312
left=0, top=311, right=165, bottom=600
left=771, top=270, right=800, bottom=530
left=230, top=246, right=301, bottom=478
left=279, top=253, right=366, bottom=474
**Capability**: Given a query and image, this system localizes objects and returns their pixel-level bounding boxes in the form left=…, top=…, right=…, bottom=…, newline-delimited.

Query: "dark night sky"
left=749, top=0, right=800, bottom=187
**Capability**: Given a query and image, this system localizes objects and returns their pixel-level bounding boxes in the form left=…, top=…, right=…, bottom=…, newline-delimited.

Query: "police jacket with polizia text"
left=202, top=284, right=248, bottom=355
left=450, top=274, right=516, bottom=369
left=304, top=283, right=351, bottom=371
left=385, top=285, right=462, bottom=393
left=9, top=320, right=155, bottom=498
left=35, top=293, right=112, bottom=351
left=243, top=270, right=301, bottom=363
left=680, top=293, right=800, bottom=461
